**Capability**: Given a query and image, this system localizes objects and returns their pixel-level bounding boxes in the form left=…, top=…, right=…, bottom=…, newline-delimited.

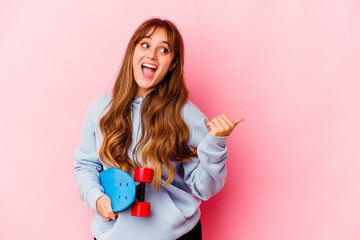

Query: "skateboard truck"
left=131, top=167, right=153, bottom=217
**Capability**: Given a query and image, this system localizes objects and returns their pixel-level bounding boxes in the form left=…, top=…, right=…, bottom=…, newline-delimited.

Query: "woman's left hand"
left=206, top=114, right=243, bottom=137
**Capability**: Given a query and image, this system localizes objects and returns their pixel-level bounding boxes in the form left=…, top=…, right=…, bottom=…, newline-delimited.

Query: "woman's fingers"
left=221, top=114, right=244, bottom=127
left=207, top=114, right=243, bottom=137
left=220, top=114, right=234, bottom=128
left=233, top=118, right=244, bottom=126
left=212, top=117, right=224, bottom=130
left=206, top=119, right=215, bottom=128
left=96, top=195, right=117, bottom=221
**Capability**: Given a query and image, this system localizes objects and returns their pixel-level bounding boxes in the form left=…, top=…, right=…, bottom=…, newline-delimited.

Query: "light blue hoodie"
left=73, top=94, right=228, bottom=240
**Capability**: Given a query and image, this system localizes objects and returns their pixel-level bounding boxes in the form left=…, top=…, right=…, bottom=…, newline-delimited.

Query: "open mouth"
left=141, top=63, right=157, bottom=78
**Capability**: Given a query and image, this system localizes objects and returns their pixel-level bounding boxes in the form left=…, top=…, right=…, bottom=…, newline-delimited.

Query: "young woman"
left=74, top=18, right=242, bottom=240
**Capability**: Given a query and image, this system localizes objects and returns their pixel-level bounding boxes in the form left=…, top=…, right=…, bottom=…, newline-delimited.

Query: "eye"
left=160, top=48, right=169, bottom=53
left=141, top=42, right=149, bottom=48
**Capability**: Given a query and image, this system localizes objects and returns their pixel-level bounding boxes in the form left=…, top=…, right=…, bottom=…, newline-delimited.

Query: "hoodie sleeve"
left=73, top=100, right=105, bottom=212
left=183, top=116, right=228, bottom=201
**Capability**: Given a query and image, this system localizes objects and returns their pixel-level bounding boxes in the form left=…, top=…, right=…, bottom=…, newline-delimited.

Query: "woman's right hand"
left=96, top=195, right=118, bottom=221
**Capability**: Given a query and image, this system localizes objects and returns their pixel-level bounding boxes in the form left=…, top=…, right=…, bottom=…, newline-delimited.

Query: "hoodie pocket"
left=147, top=190, right=186, bottom=227
left=91, top=212, right=116, bottom=237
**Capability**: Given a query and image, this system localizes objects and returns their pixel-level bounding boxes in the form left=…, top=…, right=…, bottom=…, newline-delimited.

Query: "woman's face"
left=132, top=27, right=175, bottom=98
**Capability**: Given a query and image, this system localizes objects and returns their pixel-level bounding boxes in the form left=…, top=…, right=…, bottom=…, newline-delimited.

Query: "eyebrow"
left=143, top=36, right=169, bottom=45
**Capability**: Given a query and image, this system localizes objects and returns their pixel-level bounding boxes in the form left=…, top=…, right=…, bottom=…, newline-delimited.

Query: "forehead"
left=143, top=27, right=169, bottom=43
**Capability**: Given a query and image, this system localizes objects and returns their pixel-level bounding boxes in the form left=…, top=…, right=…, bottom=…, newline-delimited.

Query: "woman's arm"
left=73, top=105, right=105, bottom=212
left=183, top=113, right=242, bottom=200
left=73, top=96, right=121, bottom=221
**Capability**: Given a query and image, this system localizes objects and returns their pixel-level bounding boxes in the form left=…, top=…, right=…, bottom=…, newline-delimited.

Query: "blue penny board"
left=99, top=168, right=136, bottom=212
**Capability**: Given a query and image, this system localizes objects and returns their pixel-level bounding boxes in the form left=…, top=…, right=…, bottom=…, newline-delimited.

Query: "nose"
left=147, top=47, right=157, bottom=60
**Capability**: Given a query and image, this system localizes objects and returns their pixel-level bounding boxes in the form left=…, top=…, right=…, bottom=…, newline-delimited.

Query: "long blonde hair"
left=99, top=18, right=197, bottom=190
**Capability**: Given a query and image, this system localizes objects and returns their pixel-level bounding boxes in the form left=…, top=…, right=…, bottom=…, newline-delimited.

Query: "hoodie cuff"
left=86, top=186, right=105, bottom=212
left=202, top=133, right=228, bottom=149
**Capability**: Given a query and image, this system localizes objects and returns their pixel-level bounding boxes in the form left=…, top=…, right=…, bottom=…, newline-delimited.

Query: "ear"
left=169, top=58, right=178, bottom=71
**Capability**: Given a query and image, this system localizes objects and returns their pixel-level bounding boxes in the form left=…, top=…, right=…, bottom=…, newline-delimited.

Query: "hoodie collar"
left=133, top=95, right=146, bottom=104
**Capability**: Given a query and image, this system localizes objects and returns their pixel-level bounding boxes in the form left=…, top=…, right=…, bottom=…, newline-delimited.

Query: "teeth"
left=142, top=63, right=157, bottom=69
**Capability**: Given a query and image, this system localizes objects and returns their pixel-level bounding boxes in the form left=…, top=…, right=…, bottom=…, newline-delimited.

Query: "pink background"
left=1, top=0, right=360, bottom=239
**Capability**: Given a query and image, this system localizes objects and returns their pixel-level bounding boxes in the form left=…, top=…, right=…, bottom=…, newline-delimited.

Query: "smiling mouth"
left=141, top=63, right=157, bottom=78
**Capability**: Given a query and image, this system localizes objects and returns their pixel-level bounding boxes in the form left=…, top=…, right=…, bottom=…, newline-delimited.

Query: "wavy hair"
left=99, top=18, right=197, bottom=190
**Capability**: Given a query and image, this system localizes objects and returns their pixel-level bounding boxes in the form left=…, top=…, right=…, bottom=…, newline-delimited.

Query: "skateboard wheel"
left=131, top=202, right=150, bottom=217
left=134, top=168, right=153, bottom=183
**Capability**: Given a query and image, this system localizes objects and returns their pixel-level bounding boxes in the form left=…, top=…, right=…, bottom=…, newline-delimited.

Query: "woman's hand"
left=96, top=195, right=118, bottom=221
left=207, top=114, right=243, bottom=137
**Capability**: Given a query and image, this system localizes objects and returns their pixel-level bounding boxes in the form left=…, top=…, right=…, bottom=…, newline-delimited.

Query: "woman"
left=74, top=18, right=242, bottom=240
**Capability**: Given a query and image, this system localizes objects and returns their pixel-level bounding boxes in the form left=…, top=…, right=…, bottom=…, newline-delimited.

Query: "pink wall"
left=1, top=0, right=359, bottom=239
